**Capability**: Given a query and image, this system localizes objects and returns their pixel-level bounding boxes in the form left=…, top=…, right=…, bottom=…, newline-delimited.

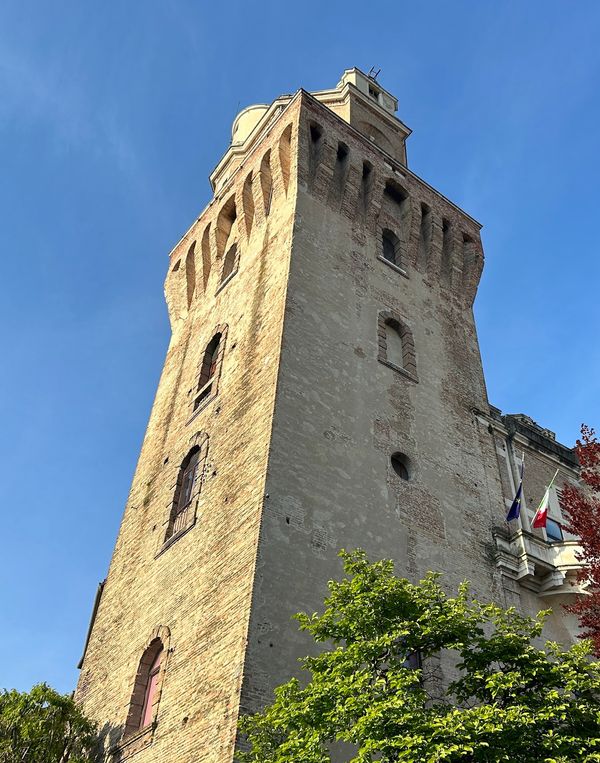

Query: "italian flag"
left=532, top=469, right=559, bottom=529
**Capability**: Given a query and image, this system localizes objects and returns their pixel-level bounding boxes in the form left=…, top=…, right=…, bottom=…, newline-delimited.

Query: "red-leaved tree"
left=561, top=425, right=600, bottom=654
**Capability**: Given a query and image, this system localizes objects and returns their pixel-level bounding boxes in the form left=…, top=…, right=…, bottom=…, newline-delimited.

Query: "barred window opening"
left=193, top=333, right=222, bottom=411
left=178, top=450, right=200, bottom=513
left=165, top=444, right=207, bottom=542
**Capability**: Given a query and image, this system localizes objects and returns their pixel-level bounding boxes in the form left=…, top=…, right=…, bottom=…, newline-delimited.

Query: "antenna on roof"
left=368, top=66, right=381, bottom=80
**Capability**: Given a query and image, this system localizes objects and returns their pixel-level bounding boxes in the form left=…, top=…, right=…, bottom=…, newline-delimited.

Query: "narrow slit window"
left=260, top=151, right=273, bottom=216
left=308, top=122, right=324, bottom=183
left=417, top=203, right=431, bottom=270
left=359, top=161, right=373, bottom=213
left=185, top=242, right=196, bottom=308
left=441, top=219, right=453, bottom=283
left=215, top=196, right=237, bottom=260
left=278, top=124, right=292, bottom=194
left=310, top=123, right=323, bottom=144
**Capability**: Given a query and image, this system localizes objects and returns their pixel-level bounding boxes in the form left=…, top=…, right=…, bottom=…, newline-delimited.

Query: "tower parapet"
left=167, top=68, right=483, bottom=331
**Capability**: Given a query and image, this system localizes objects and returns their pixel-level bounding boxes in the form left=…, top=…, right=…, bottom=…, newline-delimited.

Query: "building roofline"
left=479, top=406, right=578, bottom=469
left=166, top=90, right=303, bottom=261
left=167, top=81, right=483, bottom=261
left=299, top=88, right=482, bottom=229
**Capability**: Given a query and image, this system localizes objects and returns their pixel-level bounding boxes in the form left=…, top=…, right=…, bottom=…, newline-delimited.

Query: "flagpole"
left=516, top=451, right=528, bottom=565
left=518, top=451, right=525, bottom=532
left=506, top=447, right=526, bottom=524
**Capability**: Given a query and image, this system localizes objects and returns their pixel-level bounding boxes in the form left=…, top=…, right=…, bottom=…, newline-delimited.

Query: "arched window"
left=124, top=637, right=165, bottom=737
left=278, top=124, right=292, bottom=195
left=200, top=224, right=211, bottom=291
left=140, top=647, right=162, bottom=728
left=221, top=243, right=238, bottom=284
left=308, top=121, right=324, bottom=184
left=377, top=310, right=418, bottom=382
left=391, top=452, right=410, bottom=481
left=185, top=242, right=196, bottom=308
left=191, top=328, right=227, bottom=413
left=441, top=219, right=453, bottom=285
left=215, top=195, right=236, bottom=260
left=193, top=333, right=221, bottom=410
left=382, top=229, right=401, bottom=267
left=168, top=447, right=201, bottom=539
left=417, top=203, right=431, bottom=272
left=242, top=172, right=255, bottom=237
left=357, top=121, right=394, bottom=154
left=161, top=435, right=209, bottom=549
left=201, top=334, right=221, bottom=384
left=259, top=151, right=273, bottom=216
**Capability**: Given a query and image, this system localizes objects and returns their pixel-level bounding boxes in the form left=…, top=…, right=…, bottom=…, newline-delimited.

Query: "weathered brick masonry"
left=75, top=69, right=584, bottom=762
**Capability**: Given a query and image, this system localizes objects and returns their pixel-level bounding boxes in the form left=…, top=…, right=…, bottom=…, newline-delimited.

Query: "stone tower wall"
left=239, top=92, right=575, bottom=715
left=75, top=78, right=583, bottom=763
left=75, top=99, right=302, bottom=763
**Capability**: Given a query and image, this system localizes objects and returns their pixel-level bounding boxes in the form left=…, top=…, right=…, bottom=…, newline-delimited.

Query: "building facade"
left=75, top=69, right=583, bottom=762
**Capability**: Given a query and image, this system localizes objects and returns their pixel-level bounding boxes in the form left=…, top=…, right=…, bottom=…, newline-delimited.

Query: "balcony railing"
left=493, top=528, right=586, bottom=597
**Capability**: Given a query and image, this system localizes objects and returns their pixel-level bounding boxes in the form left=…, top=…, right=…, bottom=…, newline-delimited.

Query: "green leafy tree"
left=239, top=550, right=600, bottom=763
left=0, top=683, right=97, bottom=763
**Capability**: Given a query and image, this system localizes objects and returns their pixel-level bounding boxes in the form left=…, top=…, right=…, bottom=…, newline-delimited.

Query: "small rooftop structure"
left=212, top=67, right=411, bottom=192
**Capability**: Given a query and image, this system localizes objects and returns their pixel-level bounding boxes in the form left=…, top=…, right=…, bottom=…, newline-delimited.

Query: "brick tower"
left=76, top=69, right=582, bottom=762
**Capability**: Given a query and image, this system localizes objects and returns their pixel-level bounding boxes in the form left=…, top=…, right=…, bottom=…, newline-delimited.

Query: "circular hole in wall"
left=391, top=452, right=410, bottom=481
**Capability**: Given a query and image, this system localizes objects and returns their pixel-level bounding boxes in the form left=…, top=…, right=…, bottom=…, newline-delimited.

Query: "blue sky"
left=1, top=1, right=598, bottom=694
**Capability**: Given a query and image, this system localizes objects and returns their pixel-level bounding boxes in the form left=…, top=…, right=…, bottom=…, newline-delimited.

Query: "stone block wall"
left=240, top=92, right=505, bottom=717
left=75, top=98, right=302, bottom=763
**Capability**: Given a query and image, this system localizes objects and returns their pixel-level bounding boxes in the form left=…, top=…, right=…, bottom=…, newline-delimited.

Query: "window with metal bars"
left=165, top=444, right=206, bottom=542
left=192, top=333, right=222, bottom=412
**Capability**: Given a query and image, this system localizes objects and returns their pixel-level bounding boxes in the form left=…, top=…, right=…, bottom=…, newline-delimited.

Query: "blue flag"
left=506, top=458, right=524, bottom=521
